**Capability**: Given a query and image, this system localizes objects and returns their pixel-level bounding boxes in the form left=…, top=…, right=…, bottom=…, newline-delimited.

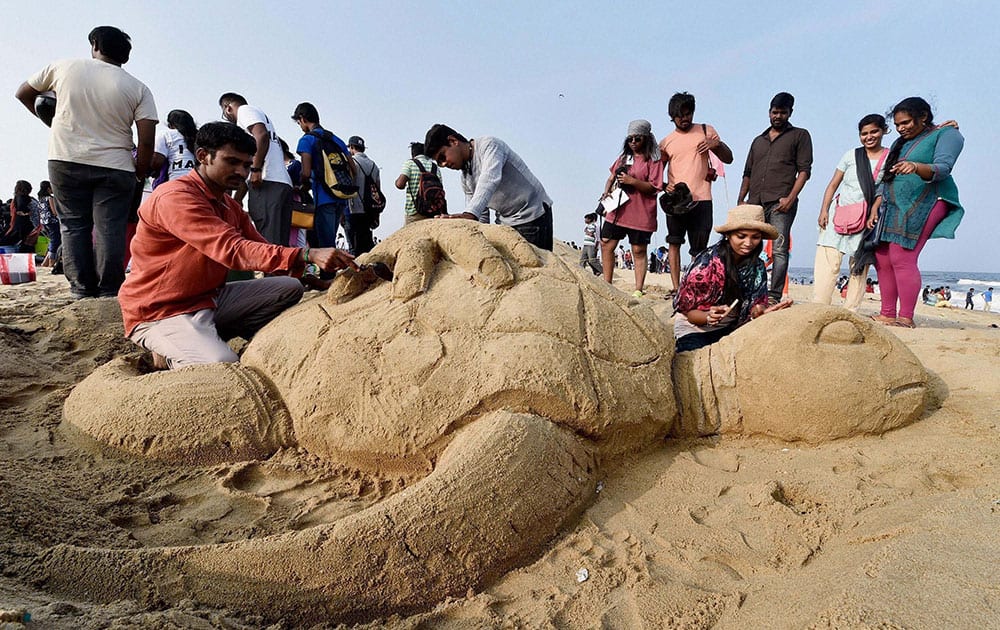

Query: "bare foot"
left=151, top=352, right=168, bottom=370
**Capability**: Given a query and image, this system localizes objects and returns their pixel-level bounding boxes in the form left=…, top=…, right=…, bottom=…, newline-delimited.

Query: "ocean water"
left=788, top=267, right=999, bottom=311
left=788, top=267, right=1000, bottom=289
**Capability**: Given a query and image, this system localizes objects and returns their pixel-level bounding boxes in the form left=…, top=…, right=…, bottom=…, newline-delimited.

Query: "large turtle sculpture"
left=45, top=220, right=928, bottom=625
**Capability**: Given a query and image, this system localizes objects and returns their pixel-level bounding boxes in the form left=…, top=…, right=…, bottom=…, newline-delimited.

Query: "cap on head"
left=348, top=136, right=365, bottom=151
left=627, top=119, right=652, bottom=137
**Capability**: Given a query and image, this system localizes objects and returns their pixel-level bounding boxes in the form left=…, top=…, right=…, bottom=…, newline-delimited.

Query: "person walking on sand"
left=598, top=120, right=664, bottom=297
left=984, top=287, right=993, bottom=312
left=579, top=212, right=602, bottom=275
left=965, top=288, right=975, bottom=309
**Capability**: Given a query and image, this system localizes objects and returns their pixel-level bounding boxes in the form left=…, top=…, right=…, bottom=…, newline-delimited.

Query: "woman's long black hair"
left=718, top=234, right=764, bottom=305
left=882, top=97, right=933, bottom=184
left=167, top=109, right=198, bottom=155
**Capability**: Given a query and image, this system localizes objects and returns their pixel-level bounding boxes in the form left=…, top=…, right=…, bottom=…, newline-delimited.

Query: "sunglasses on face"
left=626, top=135, right=645, bottom=143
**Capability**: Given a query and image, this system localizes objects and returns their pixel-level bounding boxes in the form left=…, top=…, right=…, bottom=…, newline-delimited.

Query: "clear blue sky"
left=3, top=0, right=996, bottom=272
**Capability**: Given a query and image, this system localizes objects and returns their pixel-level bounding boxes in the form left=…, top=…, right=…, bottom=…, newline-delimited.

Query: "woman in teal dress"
left=871, top=97, right=964, bottom=328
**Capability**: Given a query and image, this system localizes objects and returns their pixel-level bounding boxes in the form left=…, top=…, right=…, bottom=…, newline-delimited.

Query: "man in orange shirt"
left=659, top=92, right=733, bottom=293
left=118, top=122, right=355, bottom=369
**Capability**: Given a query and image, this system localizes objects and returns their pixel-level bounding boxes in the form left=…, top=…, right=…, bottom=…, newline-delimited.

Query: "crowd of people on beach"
left=8, top=24, right=969, bottom=367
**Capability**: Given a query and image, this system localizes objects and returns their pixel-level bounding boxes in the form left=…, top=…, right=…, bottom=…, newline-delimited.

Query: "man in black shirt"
left=738, top=92, right=813, bottom=303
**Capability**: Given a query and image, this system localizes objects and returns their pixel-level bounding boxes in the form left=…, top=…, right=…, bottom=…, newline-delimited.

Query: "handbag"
left=832, top=197, right=867, bottom=235
left=290, top=199, right=315, bottom=230
left=599, top=185, right=629, bottom=216
left=833, top=149, right=888, bottom=235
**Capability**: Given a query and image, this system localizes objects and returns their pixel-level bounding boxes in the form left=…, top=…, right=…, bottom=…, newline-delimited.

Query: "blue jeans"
left=315, top=201, right=350, bottom=248
left=48, top=160, right=135, bottom=298
left=763, top=200, right=798, bottom=302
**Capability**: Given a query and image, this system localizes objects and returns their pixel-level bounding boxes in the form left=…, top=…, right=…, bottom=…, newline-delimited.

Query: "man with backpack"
left=345, top=136, right=383, bottom=255
left=395, top=142, right=446, bottom=225
left=219, top=92, right=293, bottom=246
left=291, top=102, right=355, bottom=251
left=423, top=124, right=553, bottom=251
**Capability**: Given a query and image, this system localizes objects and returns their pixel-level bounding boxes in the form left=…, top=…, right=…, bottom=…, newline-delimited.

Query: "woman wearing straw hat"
left=672, top=204, right=792, bottom=352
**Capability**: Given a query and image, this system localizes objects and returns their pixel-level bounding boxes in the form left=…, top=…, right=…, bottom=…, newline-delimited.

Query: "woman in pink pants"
left=870, top=98, right=964, bottom=328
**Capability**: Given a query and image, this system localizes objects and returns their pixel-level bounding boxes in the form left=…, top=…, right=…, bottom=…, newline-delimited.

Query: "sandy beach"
left=1, top=246, right=998, bottom=629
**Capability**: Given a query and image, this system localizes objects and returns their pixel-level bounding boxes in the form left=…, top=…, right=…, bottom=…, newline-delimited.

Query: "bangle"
left=303, top=246, right=310, bottom=263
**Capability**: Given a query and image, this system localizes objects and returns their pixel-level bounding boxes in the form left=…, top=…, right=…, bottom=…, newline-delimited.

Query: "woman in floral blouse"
left=673, top=205, right=792, bottom=352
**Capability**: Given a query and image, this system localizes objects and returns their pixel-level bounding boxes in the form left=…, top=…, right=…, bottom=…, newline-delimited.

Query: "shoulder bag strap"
left=871, top=148, right=889, bottom=181
left=412, top=158, right=426, bottom=174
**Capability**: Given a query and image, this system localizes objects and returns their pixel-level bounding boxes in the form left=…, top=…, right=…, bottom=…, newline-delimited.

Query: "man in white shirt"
left=16, top=26, right=158, bottom=299
left=424, top=124, right=553, bottom=251
left=219, top=92, right=293, bottom=246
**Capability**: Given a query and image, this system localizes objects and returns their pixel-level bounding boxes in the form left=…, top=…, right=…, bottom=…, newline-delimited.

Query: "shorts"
left=600, top=220, right=652, bottom=246
left=665, top=200, right=713, bottom=256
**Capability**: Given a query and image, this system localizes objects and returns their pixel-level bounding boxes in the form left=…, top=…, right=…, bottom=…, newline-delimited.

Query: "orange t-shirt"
left=659, top=123, right=720, bottom=202
left=118, top=171, right=303, bottom=336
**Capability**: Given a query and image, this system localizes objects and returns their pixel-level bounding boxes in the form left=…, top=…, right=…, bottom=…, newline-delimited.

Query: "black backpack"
left=358, top=161, right=386, bottom=223
left=309, top=130, right=358, bottom=200
left=412, top=159, right=447, bottom=217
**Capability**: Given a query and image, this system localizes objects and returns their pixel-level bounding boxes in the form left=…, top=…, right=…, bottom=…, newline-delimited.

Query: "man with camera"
left=658, top=92, right=733, bottom=294
left=738, top=92, right=813, bottom=303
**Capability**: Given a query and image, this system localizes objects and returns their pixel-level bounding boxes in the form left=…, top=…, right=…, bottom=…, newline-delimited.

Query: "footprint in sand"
left=691, top=448, right=741, bottom=472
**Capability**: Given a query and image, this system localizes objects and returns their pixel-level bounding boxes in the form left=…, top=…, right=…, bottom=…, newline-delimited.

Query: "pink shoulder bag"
left=833, top=149, right=888, bottom=235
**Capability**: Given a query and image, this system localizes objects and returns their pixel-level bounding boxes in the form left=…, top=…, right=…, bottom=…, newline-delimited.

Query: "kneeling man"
left=118, top=122, right=355, bottom=369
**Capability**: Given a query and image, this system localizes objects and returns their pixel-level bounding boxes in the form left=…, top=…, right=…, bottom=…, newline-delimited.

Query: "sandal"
left=870, top=314, right=897, bottom=325
left=889, top=318, right=916, bottom=329
left=632, top=290, right=645, bottom=298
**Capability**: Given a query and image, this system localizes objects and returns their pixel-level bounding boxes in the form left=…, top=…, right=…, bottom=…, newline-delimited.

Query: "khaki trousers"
left=812, top=245, right=866, bottom=312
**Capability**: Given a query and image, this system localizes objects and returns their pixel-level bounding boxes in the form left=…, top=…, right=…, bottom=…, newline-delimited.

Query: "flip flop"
left=889, top=319, right=916, bottom=329
left=870, top=314, right=897, bottom=325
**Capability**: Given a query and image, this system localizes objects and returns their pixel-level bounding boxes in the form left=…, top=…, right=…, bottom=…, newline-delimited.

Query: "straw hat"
left=714, top=205, right=779, bottom=240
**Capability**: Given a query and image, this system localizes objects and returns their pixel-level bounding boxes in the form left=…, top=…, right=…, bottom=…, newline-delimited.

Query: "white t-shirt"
left=235, top=104, right=291, bottom=186
left=153, top=128, right=196, bottom=181
left=28, top=58, right=158, bottom=172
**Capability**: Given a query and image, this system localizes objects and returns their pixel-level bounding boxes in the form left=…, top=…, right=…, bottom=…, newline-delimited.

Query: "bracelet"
left=303, top=246, right=310, bottom=263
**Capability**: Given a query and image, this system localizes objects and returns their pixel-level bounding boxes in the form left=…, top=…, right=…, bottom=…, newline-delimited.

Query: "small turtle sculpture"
left=47, top=220, right=928, bottom=625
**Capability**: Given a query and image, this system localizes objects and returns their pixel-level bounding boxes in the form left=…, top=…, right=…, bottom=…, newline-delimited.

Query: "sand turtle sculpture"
left=47, top=220, right=928, bottom=625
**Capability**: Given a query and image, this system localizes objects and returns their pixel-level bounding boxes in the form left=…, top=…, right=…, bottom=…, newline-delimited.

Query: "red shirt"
left=118, top=170, right=304, bottom=336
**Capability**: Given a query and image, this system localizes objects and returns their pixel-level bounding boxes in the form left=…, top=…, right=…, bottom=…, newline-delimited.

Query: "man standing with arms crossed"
left=659, top=92, right=734, bottom=294
left=219, top=92, right=293, bottom=246
left=16, top=26, right=158, bottom=299
left=738, top=92, right=813, bottom=303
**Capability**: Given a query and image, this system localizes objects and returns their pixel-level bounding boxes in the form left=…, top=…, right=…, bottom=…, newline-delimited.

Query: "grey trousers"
left=48, top=160, right=135, bottom=298
left=130, top=276, right=303, bottom=369
left=247, top=181, right=293, bottom=246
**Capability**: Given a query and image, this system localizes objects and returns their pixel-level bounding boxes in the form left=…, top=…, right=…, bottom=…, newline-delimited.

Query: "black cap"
left=348, top=136, right=365, bottom=151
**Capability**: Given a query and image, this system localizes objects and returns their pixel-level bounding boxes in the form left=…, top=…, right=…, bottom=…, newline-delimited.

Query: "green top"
left=879, top=126, right=964, bottom=249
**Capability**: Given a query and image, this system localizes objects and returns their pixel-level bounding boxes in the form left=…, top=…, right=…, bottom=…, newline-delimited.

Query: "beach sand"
left=1, top=252, right=998, bottom=628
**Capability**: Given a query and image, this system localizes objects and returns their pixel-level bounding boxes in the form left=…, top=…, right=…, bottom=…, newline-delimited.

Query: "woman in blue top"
left=871, top=97, right=964, bottom=328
